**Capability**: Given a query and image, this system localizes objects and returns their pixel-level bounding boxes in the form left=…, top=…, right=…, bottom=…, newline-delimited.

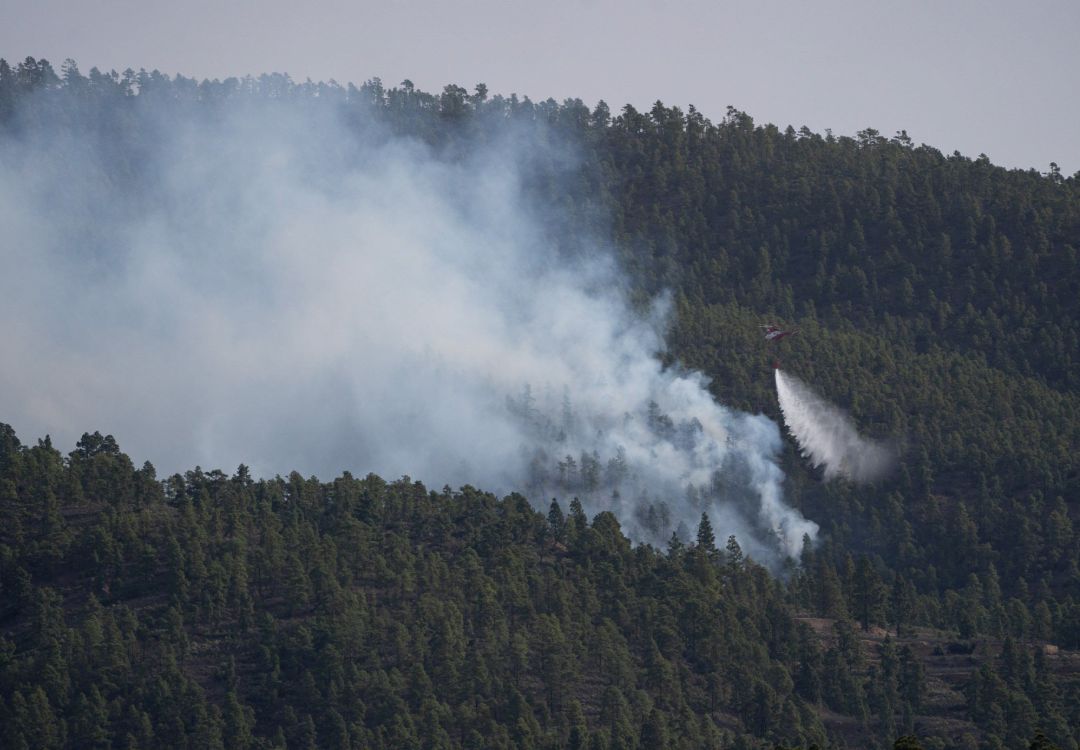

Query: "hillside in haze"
left=1, top=57, right=1079, bottom=749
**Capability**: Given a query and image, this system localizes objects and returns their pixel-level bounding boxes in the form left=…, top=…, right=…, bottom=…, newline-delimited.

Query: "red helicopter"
left=761, top=325, right=797, bottom=368
left=761, top=324, right=796, bottom=342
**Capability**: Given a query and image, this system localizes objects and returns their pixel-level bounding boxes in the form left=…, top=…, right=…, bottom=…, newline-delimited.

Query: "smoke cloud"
left=0, top=90, right=817, bottom=562
left=774, top=369, right=895, bottom=482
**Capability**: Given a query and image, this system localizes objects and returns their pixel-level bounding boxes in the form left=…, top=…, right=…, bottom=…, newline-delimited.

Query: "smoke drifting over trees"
left=0, top=74, right=815, bottom=561
left=4, top=60, right=1080, bottom=750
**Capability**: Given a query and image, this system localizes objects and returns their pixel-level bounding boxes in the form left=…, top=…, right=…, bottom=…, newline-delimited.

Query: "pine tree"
left=695, top=513, right=715, bottom=553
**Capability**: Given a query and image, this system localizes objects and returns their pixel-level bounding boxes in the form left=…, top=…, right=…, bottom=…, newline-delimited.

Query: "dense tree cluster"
left=2, top=57, right=1079, bottom=748
left=1, top=425, right=827, bottom=748
left=1, top=427, right=1075, bottom=748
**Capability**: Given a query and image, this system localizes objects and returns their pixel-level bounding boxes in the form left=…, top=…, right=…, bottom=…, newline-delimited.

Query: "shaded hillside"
left=2, top=57, right=1080, bottom=749
left=2, top=427, right=827, bottom=749
left=795, top=617, right=1080, bottom=748
left=2, top=427, right=1079, bottom=749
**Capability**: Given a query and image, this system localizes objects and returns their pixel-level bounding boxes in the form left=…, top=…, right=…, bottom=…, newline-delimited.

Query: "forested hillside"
left=2, top=56, right=1079, bottom=749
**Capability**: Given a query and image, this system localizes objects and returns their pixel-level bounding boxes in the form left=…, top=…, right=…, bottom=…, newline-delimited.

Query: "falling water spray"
left=774, top=368, right=894, bottom=482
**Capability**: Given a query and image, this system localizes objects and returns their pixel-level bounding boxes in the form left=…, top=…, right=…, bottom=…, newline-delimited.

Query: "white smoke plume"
left=774, top=368, right=895, bottom=482
left=0, top=88, right=817, bottom=562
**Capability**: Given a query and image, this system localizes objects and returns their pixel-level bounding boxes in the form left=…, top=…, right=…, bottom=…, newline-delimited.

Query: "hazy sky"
left=3, top=0, right=1077, bottom=174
